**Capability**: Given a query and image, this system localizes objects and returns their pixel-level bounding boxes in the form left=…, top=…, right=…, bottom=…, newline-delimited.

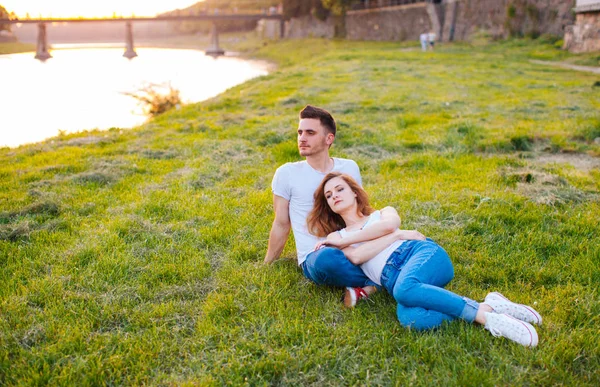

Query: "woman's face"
left=324, top=176, right=357, bottom=214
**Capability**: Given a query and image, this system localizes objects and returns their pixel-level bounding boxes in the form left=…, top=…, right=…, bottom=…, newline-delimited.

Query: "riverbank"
left=1, top=38, right=599, bottom=385
left=0, top=42, right=35, bottom=54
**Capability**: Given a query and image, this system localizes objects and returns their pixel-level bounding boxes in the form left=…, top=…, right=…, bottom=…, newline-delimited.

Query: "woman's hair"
left=307, top=172, right=374, bottom=237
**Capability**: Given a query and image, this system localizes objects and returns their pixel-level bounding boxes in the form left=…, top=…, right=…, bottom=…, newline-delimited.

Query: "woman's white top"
left=338, top=210, right=404, bottom=286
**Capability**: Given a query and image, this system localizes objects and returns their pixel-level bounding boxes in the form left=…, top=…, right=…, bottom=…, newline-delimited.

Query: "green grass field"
left=1, top=37, right=599, bottom=385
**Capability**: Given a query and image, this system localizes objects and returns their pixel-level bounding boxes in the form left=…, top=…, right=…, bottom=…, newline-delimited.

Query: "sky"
left=2, top=1, right=202, bottom=18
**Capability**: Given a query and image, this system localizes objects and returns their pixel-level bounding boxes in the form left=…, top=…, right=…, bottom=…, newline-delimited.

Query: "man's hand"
left=314, top=231, right=346, bottom=251
left=264, top=253, right=279, bottom=265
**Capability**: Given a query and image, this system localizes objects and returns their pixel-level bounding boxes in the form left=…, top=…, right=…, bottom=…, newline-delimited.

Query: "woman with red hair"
left=307, top=172, right=542, bottom=347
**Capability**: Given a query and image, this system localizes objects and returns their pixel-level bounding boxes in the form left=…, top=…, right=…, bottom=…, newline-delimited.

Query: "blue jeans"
left=380, top=239, right=479, bottom=331
left=301, top=247, right=377, bottom=288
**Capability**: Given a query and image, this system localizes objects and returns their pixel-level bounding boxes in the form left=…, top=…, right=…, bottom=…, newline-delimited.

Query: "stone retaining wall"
left=446, top=0, right=576, bottom=41
left=284, top=15, right=334, bottom=39
left=346, top=3, right=431, bottom=41
left=564, top=11, right=600, bottom=53
left=283, top=0, right=575, bottom=42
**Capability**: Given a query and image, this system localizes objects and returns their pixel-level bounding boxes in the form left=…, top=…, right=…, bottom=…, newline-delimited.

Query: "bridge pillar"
left=34, top=23, right=52, bottom=61
left=205, top=23, right=225, bottom=57
left=123, top=22, right=138, bottom=59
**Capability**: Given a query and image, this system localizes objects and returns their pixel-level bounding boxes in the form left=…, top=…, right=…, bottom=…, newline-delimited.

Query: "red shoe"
left=343, top=287, right=369, bottom=308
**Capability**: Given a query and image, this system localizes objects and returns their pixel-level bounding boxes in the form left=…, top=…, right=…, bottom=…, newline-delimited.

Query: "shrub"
left=123, top=83, right=183, bottom=117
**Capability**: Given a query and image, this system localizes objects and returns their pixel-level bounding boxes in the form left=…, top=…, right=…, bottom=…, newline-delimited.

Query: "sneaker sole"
left=486, top=292, right=542, bottom=325
left=506, top=314, right=539, bottom=347
left=342, top=287, right=357, bottom=308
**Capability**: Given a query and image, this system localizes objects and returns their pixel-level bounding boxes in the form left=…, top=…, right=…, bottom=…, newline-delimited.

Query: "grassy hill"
left=1, top=37, right=599, bottom=385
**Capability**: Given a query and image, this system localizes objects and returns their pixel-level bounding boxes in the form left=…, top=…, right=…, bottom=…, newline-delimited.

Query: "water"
left=0, top=46, right=270, bottom=148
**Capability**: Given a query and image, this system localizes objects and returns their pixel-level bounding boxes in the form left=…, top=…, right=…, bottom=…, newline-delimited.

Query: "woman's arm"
left=342, top=229, right=404, bottom=265
left=317, top=207, right=401, bottom=250
left=316, top=229, right=427, bottom=266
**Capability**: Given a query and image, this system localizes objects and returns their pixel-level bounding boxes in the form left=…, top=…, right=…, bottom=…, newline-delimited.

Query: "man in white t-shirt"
left=264, top=105, right=378, bottom=292
left=419, top=32, right=428, bottom=52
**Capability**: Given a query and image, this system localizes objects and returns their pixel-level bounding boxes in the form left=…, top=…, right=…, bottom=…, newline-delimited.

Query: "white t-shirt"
left=339, top=210, right=404, bottom=286
left=271, top=158, right=361, bottom=265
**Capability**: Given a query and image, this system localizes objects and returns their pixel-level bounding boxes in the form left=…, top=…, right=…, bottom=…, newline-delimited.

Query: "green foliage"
left=0, top=37, right=599, bottom=385
left=0, top=4, right=11, bottom=32
left=282, top=0, right=329, bottom=20
left=163, top=0, right=281, bottom=34
left=574, top=118, right=600, bottom=143
left=507, top=4, right=517, bottom=18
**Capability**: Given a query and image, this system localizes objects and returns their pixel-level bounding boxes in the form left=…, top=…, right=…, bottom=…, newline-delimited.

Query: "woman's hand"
left=397, top=229, right=426, bottom=241
left=314, top=232, right=347, bottom=251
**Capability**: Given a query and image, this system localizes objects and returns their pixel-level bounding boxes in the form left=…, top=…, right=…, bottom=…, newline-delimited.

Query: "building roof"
left=575, top=0, right=600, bottom=13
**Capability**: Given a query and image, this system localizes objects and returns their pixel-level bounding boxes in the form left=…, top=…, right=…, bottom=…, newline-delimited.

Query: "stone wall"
left=346, top=3, right=431, bottom=41
left=283, top=0, right=575, bottom=42
left=257, top=19, right=283, bottom=39
left=284, top=15, right=334, bottom=39
left=564, top=11, right=600, bottom=53
left=445, top=0, right=576, bottom=41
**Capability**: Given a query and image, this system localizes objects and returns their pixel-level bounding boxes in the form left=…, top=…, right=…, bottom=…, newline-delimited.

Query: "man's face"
left=297, top=118, right=333, bottom=157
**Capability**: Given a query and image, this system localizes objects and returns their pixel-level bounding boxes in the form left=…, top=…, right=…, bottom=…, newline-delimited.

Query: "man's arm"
left=264, top=195, right=291, bottom=264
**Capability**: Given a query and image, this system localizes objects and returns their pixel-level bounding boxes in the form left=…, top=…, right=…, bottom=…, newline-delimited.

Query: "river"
left=0, top=45, right=271, bottom=148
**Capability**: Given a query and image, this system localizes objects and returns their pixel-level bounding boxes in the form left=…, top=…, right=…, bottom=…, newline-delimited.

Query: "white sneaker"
left=484, top=312, right=538, bottom=347
left=485, top=292, right=542, bottom=325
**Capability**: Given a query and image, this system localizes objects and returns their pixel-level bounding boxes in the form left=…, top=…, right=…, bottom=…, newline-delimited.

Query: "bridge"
left=0, top=14, right=284, bottom=60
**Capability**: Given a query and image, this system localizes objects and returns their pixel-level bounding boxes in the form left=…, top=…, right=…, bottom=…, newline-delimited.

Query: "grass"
left=1, top=36, right=599, bottom=385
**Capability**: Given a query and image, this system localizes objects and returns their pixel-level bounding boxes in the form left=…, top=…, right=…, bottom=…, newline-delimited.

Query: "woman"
left=307, top=172, right=542, bottom=347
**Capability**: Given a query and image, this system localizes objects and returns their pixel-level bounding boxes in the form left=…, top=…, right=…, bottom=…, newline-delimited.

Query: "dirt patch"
left=534, top=153, right=600, bottom=172
left=499, top=168, right=597, bottom=206
left=530, top=60, right=600, bottom=75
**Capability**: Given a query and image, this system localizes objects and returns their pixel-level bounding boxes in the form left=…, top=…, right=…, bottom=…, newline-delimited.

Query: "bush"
left=123, top=83, right=183, bottom=117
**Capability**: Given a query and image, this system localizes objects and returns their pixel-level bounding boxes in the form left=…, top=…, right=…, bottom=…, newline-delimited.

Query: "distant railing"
left=0, top=13, right=284, bottom=60
left=350, top=0, right=428, bottom=11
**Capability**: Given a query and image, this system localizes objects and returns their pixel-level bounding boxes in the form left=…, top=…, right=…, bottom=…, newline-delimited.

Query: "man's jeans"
left=380, top=239, right=479, bottom=330
left=301, top=247, right=377, bottom=288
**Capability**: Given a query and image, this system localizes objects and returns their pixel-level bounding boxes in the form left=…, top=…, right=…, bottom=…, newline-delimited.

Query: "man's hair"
left=306, top=172, right=374, bottom=237
left=299, top=105, right=336, bottom=136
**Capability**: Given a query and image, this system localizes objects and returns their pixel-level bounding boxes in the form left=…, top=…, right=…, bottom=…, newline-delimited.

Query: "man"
left=264, top=105, right=378, bottom=306
left=428, top=31, right=436, bottom=51
left=419, top=32, right=429, bottom=52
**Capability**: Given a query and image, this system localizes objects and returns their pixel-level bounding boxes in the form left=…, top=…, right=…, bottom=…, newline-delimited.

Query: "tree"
left=321, top=0, right=357, bottom=37
left=0, top=4, right=11, bottom=32
left=282, top=0, right=329, bottom=20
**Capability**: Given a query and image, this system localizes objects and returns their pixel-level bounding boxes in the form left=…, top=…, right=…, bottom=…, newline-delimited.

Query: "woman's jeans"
left=380, top=239, right=479, bottom=331
left=301, top=247, right=377, bottom=288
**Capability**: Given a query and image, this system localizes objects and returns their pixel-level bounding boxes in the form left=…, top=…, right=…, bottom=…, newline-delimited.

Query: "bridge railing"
left=0, top=13, right=283, bottom=25
left=350, top=0, right=427, bottom=11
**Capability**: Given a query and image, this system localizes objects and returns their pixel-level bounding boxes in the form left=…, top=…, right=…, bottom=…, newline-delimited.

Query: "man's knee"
left=306, top=247, right=347, bottom=273
left=304, top=247, right=358, bottom=286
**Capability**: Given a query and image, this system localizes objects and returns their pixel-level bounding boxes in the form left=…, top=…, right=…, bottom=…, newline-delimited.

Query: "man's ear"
left=326, top=133, right=334, bottom=145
